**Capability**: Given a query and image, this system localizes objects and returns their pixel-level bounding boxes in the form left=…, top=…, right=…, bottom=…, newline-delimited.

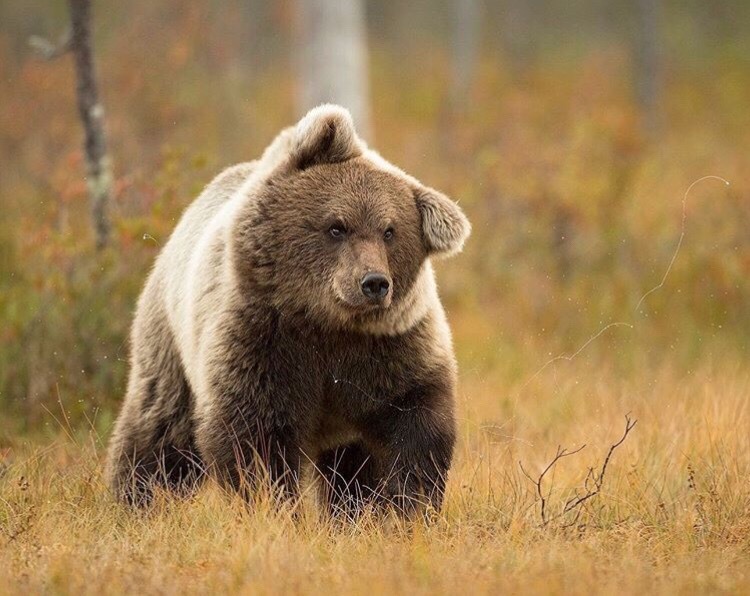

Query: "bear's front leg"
left=193, top=309, right=319, bottom=505
left=196, top=401, right=304, bottom=505
left=363, top=384, right=456, bottom=518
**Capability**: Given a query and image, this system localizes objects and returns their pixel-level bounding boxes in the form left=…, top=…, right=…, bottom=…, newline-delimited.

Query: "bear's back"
left=143, top=162, right=257, bottom=380
left=169, top=161, right=257, bottom=263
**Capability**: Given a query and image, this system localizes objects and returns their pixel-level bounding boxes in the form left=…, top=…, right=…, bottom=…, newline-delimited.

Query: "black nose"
left=361, top=273, right=391, bottom=301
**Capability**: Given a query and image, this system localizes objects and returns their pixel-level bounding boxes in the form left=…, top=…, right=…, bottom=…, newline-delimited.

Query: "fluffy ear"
left=416, top=188, right=471, bottom=257
left=289, top=104, right=363, bottom=169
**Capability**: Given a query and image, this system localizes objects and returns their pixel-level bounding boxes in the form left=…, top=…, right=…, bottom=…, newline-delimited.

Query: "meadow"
left=2, top=356, right=749, bottom=594
left=2, top=2, right=750, bottom=593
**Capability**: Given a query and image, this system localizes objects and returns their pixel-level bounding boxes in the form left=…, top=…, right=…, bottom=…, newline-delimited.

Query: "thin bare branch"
left=521, top=414, right=637, bottom=528
left=520, top=443, right=586, bottom=525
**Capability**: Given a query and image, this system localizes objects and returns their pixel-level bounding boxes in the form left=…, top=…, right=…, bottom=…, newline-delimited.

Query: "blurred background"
left=1, top=0, right=748, bottom=438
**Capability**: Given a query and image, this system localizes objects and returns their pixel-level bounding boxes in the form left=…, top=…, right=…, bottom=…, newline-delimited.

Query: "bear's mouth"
left=336, top=297, right=387, bottom=313
left=333, top=290, right=396, bottom=319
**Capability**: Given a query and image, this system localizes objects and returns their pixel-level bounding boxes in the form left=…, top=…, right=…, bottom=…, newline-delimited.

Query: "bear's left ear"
left=289, top=104, right=363, bottom=170
left=416, top=188, right=471, bottom=257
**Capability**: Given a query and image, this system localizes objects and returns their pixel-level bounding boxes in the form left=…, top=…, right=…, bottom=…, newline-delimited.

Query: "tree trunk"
left=451, top=0, right=480, bottom=114
left=296, top=0, right=371, bottom=139
left=633, top=0, right=662, bottom=135
left=69, top=0, right=112, bottom=250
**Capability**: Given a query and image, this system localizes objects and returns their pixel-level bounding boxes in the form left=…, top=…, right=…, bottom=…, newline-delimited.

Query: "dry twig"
left=520, top=414, right=637, bottom=527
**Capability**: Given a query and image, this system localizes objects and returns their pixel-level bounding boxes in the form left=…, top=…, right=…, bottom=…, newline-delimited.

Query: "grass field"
left=2, top=342, right=749, bottom=595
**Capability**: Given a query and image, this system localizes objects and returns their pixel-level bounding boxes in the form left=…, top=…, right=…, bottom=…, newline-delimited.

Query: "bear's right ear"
left=289, top=104, right=363, bottom=170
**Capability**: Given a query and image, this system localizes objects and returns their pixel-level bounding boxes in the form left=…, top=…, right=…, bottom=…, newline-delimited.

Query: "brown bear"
left=106, top=105, right=471, bottom=518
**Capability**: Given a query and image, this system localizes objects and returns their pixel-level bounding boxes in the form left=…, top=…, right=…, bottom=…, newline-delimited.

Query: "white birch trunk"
left=296, top=0, right=371, bottom=140
left=69, top=0, right=112, bottom=250
left=451, top=0, right=480, bottom=112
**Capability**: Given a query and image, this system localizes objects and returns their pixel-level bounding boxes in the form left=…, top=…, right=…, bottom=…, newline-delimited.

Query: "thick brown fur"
left=106, top=105, right=471, bottom=518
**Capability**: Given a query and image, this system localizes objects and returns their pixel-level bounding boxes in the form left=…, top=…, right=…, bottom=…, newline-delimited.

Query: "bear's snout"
left=361, top=272, right=391, bottom=303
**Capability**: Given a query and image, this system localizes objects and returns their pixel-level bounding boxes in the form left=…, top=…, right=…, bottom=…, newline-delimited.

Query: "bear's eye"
left=383, top=227, right=395, bottom=241
left=328, top=223, right=347, bottom=239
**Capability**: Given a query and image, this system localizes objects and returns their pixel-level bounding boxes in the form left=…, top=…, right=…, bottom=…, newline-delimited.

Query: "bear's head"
left=232, top=105, right=471, bottom=334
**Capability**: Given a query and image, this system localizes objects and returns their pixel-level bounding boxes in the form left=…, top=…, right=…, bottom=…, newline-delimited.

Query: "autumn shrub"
left=1, top=6, right=749, bottom=431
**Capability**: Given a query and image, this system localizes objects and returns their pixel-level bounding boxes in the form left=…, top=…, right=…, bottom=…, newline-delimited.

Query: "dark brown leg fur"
left=317, top=442, right=381, bottom=519
left=361, top=382, right=456, bottom=518
left=196, top=406, right=303, bottom=505
left=106, top=319, right=204, bottom=505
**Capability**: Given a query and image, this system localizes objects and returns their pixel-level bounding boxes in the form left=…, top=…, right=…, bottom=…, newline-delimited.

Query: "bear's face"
left=233, top=105, right=471, bottom=334
left=258, top=160, right=427, bottom=328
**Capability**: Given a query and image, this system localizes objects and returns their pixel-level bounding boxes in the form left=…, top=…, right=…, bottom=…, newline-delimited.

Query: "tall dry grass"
left=2, top=353, right=749, bottom=595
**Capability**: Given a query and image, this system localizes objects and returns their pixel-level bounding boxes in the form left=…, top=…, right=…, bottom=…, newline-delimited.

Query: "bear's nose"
left=361, top=272, right=391, bottom=302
